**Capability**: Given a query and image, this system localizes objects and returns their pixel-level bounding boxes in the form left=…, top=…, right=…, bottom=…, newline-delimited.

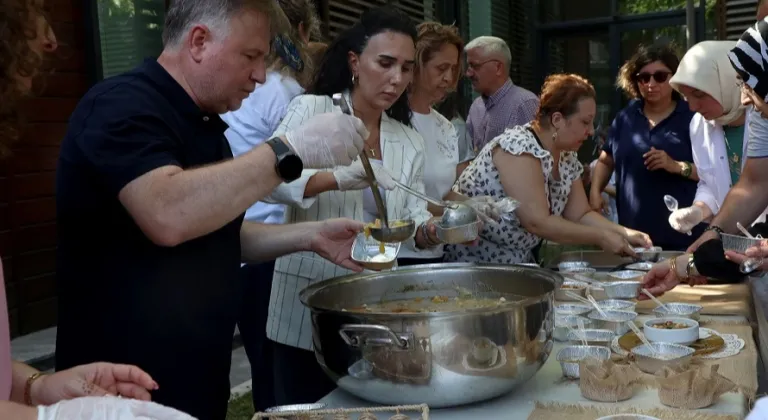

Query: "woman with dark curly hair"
left=1, top=1, right=196, bottom=419
left=590, top=43, right=702, bottom=250
left=0, top=0, right=57, bottom=156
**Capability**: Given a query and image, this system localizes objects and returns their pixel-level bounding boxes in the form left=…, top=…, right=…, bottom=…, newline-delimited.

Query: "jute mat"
left=553, top=320, right=758, bottom=399
left=527, top=401, right=740, bottom=420
left=633, top=284, right=752, bottom=318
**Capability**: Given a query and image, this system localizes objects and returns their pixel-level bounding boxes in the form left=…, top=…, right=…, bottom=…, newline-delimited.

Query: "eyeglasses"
left=635, top=71, right=672, bottom=84
left=466, top=59, right=500, bottom=72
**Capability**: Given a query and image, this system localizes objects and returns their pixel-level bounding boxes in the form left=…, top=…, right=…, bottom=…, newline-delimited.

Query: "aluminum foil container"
left=555, top=303, right=592, bottom=317
left=632, top=246, right=663, bottom=261
left=652, top=302, right=703, bottom=321
left=561, top=266, right=597, bottom=278
left=603, top=280, right=642, bottom=299
left=721, top=233, right=763, bottom=253
left=626, top=261, right=654, bottom=271
left=558, top=261, right=590, bottom=271
left=351, top=233, right=400, bottom=271
left=588, top=309, right=637, bottom=335
left=435, top=220, right=479, bottom=244
left=555, top=280, right=590, bottom=302
left=566, top=328, right=614, bottom=346
left=553, top=315, right=593, bottom=342
left=630, top=342, right=695, bottom=374
left=556, top=345, right=611, bottom=378
left=265, top=403, right=328, bottom=413
left=596, top=299, right=636, bottom=312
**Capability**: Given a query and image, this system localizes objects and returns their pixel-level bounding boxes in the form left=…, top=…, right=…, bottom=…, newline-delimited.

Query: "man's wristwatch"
left=266, top=137, right=303, bottom=182
left=680, top=161, right=693, bottom=178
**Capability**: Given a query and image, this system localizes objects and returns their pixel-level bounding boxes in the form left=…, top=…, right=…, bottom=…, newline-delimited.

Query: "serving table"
left=317, top=253, right=759, bottom=419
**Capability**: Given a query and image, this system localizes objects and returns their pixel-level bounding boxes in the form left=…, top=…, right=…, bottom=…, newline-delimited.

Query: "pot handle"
left=339, top=324, right=411, bottom=349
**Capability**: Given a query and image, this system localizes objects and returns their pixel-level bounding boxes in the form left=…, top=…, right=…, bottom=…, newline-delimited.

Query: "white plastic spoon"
left=626, top=320, right=658, bottom=357
left=736, top=222, right=764, bottom=274
left=664, top=194, right=691, bottom=236
left=641, top=288, right=673, bottom=313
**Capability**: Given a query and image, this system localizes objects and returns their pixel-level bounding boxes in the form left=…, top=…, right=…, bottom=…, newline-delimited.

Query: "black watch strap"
left=265, top=137, right=302, bottom=182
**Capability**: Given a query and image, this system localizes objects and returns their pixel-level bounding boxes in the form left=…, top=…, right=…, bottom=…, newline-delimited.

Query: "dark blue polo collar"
left=138, top=59, right=228, bottom=132
left=630, top=98, right=689, bottom=121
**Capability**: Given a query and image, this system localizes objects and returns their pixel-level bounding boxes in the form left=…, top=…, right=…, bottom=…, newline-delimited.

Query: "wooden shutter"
left=325, top=0, right=437, bottom=39
left=96, top=0, right=165, bottom=79
left=723, top=0, right=758, bottom=40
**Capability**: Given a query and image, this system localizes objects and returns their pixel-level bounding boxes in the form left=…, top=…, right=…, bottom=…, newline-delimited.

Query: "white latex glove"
left=38, top=396, right=198, bottom=420
left=746, top=396, right=768, bottom=420
left=453, top=196, right=520, bottom=223
left=284, top=113, right=369, bottom=169
left=332, top=158, right=396, bottom=191
left=668, top=206, right=704, bottom=234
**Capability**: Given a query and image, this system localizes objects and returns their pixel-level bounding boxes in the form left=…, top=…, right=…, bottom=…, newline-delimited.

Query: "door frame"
left=534, top=4, right=706, bottom=123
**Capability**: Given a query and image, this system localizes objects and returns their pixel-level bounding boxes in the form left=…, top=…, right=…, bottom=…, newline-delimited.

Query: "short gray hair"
left=162, top=0, right=277, bottom=47
left=465, top=36, right=511, bottom=70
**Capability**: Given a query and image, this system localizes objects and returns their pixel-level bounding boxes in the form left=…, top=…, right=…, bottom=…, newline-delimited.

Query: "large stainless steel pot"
left=299, top=263, right=561, bottom=407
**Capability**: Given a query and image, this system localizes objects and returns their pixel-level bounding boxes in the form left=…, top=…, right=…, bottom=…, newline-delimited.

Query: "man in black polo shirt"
left=54, top=1, right=371, bottom=419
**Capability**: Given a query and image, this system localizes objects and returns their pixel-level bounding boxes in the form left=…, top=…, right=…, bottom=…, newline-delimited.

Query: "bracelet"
left=24, top=372, right=44, bottom=406
left=669, top=255, right=678, bottom=280
left=686, top=254, right=698, bottom=278
left=704, top=225, right=724, bottom=236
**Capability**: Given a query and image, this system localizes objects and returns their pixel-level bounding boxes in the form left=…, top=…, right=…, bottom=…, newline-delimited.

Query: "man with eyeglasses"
left=463, top=36, right=539, bottom=163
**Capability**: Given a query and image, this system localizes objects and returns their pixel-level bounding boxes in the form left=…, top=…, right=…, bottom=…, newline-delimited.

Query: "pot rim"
left=298, top=262, right=559, bottom=318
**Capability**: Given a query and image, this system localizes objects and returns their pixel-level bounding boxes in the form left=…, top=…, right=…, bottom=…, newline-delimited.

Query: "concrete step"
left=10, top=326, right=247, bottom=386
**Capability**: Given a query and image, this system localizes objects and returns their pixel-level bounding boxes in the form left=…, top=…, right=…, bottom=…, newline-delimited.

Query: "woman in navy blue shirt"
left=591, top=44, right=703, bottom=250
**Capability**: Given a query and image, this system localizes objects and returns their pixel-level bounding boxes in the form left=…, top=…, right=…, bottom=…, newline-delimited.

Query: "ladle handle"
left=393, top=180, right=452, bottom=208
left=333, top=93, right=389, bottom=227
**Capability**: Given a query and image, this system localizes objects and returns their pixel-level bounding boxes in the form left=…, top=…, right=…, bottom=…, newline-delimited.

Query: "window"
left=94, top=0, right=166, bottom=79
left=324, top=0, right=437, bottom=39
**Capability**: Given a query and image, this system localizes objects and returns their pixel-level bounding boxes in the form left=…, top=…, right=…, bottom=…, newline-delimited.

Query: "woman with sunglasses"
left=591, top=43, right=703, bottom=250
left=666, top=41, right=752, bottom=237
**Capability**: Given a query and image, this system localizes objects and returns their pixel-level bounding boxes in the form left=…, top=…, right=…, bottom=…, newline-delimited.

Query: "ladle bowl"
left=368, top=219, right=416, bottom=243
left=441, top=203, right=479, bottom=227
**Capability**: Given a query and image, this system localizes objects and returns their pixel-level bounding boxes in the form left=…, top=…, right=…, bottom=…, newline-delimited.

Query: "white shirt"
left=690, top=111, right=768, bottom=224
left=398, top=109, right=460, bottom=259
left=265, top=93, right=432, bottom=350
left=220, top=71, right=304, bottom=225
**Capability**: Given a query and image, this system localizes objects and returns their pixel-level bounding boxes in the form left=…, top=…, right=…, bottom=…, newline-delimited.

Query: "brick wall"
left=0, top=0, right=88, bottom=337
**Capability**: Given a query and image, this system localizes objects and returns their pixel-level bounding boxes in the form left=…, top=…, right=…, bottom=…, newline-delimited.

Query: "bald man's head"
left=759, top=0, right=768, bottom=20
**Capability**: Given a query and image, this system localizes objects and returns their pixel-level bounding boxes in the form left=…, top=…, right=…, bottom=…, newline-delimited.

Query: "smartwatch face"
left=279, top=154, right=303, bottom=181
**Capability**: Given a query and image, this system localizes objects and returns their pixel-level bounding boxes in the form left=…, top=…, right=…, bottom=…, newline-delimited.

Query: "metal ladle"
left=332, top=93, right=414, bottom=243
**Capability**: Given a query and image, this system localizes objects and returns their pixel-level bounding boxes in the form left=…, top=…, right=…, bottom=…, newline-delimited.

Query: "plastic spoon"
left=566, top=273, right=606, bottom=288
left=664, top=194, right=691, bottom=236
left=576, top=317, right=589, bottom=346
left=736, top=222, right=764, bottom=274
left=641, top=288, right=673, bottom=313
left=564, top=290, right=596, bottom=307
left=586, top=294, right=609, bottom=318
left=626, top=320, right=658, bottom=357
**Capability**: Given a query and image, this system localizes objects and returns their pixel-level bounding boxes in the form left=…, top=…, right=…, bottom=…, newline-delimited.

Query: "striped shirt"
left=466, top=79, right=539, bottom=152
left=264, top=93, right=432, bottom=350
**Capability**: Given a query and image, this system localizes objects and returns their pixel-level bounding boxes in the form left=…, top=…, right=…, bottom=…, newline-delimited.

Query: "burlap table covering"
left=633, top=284, right=752, bottom=318
left=527, top=401, right=740, bottom=420
left=554, top=320, right=758, bottom=399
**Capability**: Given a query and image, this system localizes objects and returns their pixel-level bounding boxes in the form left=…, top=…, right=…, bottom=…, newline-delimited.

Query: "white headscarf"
left=670, top=40, right=745, bottom=126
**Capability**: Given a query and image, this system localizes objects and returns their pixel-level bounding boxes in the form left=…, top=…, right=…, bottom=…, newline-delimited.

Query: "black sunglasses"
left=635, top=71, right=672, bottom=84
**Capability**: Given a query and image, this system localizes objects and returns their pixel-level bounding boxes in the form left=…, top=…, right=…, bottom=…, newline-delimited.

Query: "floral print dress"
left=445, top=124, right=583, bottom=264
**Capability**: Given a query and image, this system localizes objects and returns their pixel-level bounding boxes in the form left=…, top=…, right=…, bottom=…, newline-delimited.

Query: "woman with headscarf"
left=666, top=41, right=750, bottom=235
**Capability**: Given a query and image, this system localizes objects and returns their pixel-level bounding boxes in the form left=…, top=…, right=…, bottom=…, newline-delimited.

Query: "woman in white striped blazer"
left=262, top=7, right=439, bottom=406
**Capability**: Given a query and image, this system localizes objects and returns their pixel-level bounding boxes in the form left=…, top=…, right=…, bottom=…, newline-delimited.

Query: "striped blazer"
left=265, top=93, right=431, bottom=350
